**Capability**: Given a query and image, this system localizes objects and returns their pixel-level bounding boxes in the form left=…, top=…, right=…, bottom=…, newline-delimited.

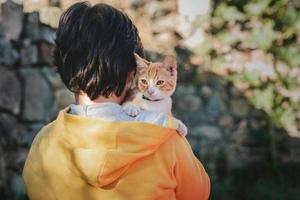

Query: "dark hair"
left=53, top=2, right=144, bottom=100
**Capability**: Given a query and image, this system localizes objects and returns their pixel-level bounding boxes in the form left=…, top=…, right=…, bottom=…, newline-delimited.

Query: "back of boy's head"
left=53, top=1, right=144, bottom=100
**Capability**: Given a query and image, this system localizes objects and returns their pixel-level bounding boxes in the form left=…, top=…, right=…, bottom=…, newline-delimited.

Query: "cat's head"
left=134, top=53, right=177, bottom=101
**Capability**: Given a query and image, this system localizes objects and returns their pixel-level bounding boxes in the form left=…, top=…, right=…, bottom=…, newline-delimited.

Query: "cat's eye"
left=156, top=80, right=164, bottom=85
left=140, top=79, right=147, bottom=85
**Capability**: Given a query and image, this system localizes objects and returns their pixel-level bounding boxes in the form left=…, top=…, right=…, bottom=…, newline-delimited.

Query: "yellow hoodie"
left=23, top=107, right=210, bottom=200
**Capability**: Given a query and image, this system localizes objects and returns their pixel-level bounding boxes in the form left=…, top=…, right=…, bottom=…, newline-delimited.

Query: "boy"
left=22, top=2, right=210, bottom=200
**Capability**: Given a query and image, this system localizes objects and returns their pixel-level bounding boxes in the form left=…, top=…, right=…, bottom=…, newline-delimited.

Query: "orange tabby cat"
left=123, top=53, right=187, bottom=136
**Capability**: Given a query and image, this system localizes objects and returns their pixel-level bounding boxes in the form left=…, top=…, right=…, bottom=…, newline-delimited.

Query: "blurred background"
left=0, top=0, right=300, bottom=199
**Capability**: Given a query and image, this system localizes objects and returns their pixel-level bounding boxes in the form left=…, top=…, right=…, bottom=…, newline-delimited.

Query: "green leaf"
left=242, top=21, right=276, bottom=50
left=270, top=108, right=284, bottom=128
left=211, top=57, right=226, bottom=69
left=243, top=70, right=262, bottom=87
left=244, top=0, right=272, bottom=17
left=227, top=73, right=244, bottom=82
left=250, top=86, right=274, bottom=112
left=215, top=3, right=246, bottom=21
left=280, top=108, right=296, bottom=128
left=271, top=0, right=289, bottom=10
left=216, top=31, right=239, bottom=46
left=271, top=107, right=296, bottom=128
left=193, top=40, right=213, bottom=56
left=211, top=16, right=225, bottom=29
left=295, top=19, right=300, bottom=32
left=275, top=46, right=300, bottom=67
left=282, top=7, right=299, bottom=27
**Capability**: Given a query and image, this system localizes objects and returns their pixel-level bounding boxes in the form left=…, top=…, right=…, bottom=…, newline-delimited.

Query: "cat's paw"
left=123, top=103, right=142, bottom=117
left=176, top=120, right=188, bottom=136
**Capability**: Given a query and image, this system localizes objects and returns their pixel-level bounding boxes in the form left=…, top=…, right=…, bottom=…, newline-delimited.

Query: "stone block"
left=40, top=67, right=63, bottom=89
left=230, top=98, right=249, bottom=118
left=19, top=68, right=55, bottom=121
left=23, top=12, right=40, bottom=40
left=38, top=42, right=54, bottom=64
left=177, top=94, right=202, bottom=112
left=0, top=66, right=21, bottom=114
left=55, top=88, right=74, bottom=110
left=192, top=125, right=222, bottom=140
left=0, top=38, right=19, bottom=66
left=205, top=93, right=227, bottom=117
left=21, top=40, right=38, bottom=65
left=0, top=113, right=20, bottom=145
left=0, top=0, right=23, bottom=40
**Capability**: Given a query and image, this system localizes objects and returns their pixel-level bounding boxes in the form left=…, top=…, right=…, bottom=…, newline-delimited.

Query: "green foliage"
left=228, top=70, right=262, bottom=87
left=214, top=3, right=246, bottom=22
left=242, top=21, right=277, bottom=50
left=206, top=0, right=300, bottom=134
left=216, top=31, right=239, bottom=45
left=193, top=40, right=212, bottom=56
left=250, top=86, right=274, bottom=112
left=280, top=7, right=300, bottom=33
left=275, top=45, right=300, bottom=67
left=199, top=2, right=300, bottom=199
left=243, top=0, right=272, bottom=17
left=271, top=106, right=297, bottom=129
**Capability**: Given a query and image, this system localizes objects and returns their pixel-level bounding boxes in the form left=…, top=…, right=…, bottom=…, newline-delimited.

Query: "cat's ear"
left=163, top=55, right=177, bottom=76
left=134, top=53, right=149, bottom=70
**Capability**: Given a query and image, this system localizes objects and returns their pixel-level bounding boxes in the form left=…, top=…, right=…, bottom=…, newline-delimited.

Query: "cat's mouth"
left=142, top=95, right=164, bottom=102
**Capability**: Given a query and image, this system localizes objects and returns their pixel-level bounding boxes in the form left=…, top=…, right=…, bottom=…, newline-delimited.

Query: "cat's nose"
left=148, top=88, right=155, bottom=95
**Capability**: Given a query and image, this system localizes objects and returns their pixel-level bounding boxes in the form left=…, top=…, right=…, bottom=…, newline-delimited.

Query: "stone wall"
left=0, top=1, right=74, bottom=199
left=0, top=1, right=299, bottom=200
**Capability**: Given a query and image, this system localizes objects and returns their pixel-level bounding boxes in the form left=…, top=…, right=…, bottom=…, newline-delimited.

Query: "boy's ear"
left=134, top=53, right=149, bottom=69
left=163, top=55, right=177, bottom=75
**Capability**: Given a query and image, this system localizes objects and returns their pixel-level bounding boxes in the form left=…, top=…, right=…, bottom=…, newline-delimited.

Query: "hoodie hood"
left=56, top=107, right=177, bottom=187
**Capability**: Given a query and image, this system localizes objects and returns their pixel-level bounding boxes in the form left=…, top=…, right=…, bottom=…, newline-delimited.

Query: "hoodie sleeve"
left=174, top=136, right=210, bottom=200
